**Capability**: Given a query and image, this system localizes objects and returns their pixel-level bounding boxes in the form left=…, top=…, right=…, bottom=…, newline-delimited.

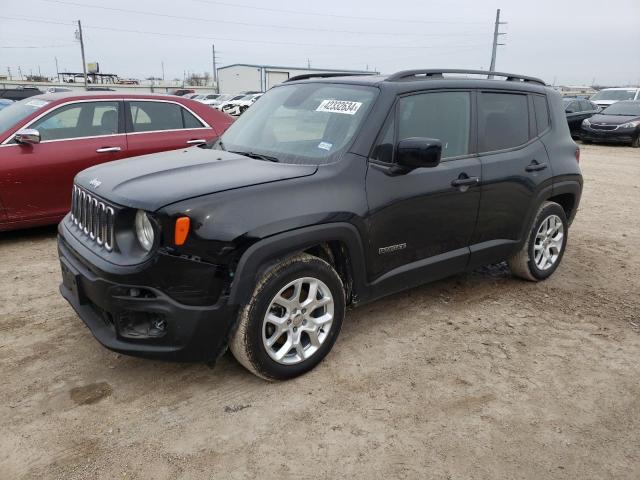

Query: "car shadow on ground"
left=0, top=224, right=58, bottom=245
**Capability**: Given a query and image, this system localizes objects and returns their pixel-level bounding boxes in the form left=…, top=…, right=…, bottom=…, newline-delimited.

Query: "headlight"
left=135, top=210, right=155, bottom=251
left=619, top=120, right=640, bottom=129
left=582, top=118, right=591, bottom=127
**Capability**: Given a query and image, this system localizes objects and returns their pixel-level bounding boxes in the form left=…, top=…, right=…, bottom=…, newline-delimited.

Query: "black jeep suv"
left=58, top=69, right=582, bottom=380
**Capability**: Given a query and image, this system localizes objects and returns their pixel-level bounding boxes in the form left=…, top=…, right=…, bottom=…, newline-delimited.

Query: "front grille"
left=591, top=124, right=618, bottom=131
left=70, top=185, right=115, bottom=251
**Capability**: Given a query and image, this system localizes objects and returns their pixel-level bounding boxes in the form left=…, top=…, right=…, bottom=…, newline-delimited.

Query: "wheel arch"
left=228, top=223, right=368, bottom=306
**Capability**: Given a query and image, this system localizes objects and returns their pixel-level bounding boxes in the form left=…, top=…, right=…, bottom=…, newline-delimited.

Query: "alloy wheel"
left=533, top=214, right=564, bottom=270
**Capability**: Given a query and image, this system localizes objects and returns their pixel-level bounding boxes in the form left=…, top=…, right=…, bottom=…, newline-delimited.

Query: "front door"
left=365, top=90, right=481, bottom=290
left=0, top=100, right=127, bottom=224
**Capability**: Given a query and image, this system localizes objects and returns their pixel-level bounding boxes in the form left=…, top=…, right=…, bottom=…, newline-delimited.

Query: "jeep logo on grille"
left=89, top=178, right=102, bottom=189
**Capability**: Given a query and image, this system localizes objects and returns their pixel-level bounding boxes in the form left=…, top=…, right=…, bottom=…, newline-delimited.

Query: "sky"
left=1, top=0, right=639, bottom=86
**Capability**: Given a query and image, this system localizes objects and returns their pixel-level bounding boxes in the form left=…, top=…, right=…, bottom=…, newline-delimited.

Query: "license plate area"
left=60, top=258, right=87, bottom=305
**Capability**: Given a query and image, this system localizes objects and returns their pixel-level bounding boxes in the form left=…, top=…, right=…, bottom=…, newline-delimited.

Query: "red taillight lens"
left=575, top=147, right=580, bottom=164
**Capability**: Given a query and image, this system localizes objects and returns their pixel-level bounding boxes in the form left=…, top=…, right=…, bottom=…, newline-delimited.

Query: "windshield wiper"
left=230, top=150, right=280, bottom=162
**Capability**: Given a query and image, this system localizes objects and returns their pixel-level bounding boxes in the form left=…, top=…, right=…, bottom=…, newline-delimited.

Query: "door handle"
left=186, top=139, right=207, bottom=145
left=451, top=175, right=480, bottom=188
left=525, top=160, right=548, bottom=172
left=96, top=146, right=122, bottom=153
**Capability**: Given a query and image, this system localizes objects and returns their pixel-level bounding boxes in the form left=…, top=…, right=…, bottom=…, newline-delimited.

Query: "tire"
left=632, top=134, right=640, bottom=148
left=581, top=138, right=592, bottom=144
left=229, top=253, right=345, bottom=380
left=508, top=201, right=568, bottom=282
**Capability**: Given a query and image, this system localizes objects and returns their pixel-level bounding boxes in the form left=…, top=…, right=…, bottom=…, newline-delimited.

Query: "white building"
left=217, top=64, right=376, bottom=94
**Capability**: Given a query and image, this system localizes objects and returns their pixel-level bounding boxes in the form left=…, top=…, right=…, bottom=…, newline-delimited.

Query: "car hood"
left=588, top=113, right=640, bottom=125
left=75, top=147, right=318, bottom=211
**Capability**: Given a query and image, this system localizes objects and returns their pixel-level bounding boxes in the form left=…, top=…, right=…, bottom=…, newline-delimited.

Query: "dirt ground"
left=1, top=144, right=639, bottom=479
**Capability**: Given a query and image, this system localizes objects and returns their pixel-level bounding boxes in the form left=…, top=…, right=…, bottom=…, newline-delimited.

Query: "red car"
left=0, top=92, right=234, bottom=231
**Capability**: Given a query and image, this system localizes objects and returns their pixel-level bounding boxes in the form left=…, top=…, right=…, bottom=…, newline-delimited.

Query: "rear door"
left=0, top=100, right=127, bottom=223
left=125, top=100, right=216, bottom=156
left=468, top=91, right=553, bottom=267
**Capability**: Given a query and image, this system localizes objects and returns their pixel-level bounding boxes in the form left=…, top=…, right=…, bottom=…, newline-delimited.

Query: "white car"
left=214, top=94, right=247, bottom=111
left=221, top=93, right=263, bottom=116
left=198, top=93, right=222, bottom=104
left=590, top=87, right=640, bottom=109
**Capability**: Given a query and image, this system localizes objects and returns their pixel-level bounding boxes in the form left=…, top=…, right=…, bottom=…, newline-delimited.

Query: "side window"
left=398, top=91, right=470, bottom=159
left=478, top=92, right=529, bottom=152
left=579, top=100, right=591, bottom=112
left=370, top=114, right=395, bottom=164
left=182, top=108, right=204, bottom=129
left=532, top=95, right=550, bottom=134
left=31, top=101, right=120, bottom=141
left=129, top=101, right=183, bottom=132
left=568, top=101, right=579, bottom=112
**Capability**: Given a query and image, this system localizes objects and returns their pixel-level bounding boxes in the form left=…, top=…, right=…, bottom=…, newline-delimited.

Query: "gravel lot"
left=1, top=144, right=639, bottom=479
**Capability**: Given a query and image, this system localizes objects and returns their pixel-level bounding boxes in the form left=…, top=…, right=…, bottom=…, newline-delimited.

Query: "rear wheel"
left=632, top=134, right=640, bottom=148
left=229, top=253, right=345, bottom=380
left=508, top=201, right=568, bottom=281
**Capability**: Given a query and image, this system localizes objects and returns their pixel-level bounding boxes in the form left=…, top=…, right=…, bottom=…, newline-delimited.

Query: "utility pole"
left=18, top=66, right=23, bottom=80
left=211, top=44, right=218, bottom=93
left=55, top=57, right=60, bottom=82
left=307, top=58, right=311, bottom=69
left=7, top=67, right=11, bottom=81
left=489, top=9, right=507, bottom=76
left=161, top=61, right=165, bottom=81
left=76, top=20, right=88, bottom=89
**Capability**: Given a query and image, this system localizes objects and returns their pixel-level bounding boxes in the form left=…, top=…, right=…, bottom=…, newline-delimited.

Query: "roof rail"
left=285, top=72, right=375, bottom=83
left=386, top=69, right=546, bottom=86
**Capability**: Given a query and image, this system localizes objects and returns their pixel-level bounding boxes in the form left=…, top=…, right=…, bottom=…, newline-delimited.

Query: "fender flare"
left=227, top=222, right=368, bottom=306
left=517, top=179, right=582, bottom=246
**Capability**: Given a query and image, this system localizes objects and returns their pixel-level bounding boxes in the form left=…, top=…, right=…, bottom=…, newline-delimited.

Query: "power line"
left=0, top=16, right=486, bottom=50
left=192, top=0, right=486, bottom=25
left=40, top=0, right=490, bottom=38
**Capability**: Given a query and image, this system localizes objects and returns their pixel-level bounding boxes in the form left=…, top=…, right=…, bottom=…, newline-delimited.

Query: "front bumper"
left=581, top=126, right=638, bottom=144
left=58, top=223, right=238, bottom=362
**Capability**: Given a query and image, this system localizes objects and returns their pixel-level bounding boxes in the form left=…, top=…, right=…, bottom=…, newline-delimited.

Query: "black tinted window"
left=398, top=91, right=470, bottom=159
left=182, top=108, right=204, bottom=128
left=479, top=93, right=529, bottom=152
left=129, top=101, right=183, bottom=132
left=532, top=95, right=550, bottom=134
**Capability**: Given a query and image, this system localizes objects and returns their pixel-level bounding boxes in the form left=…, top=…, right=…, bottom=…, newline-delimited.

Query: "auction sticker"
left=316, top=99, right=362, bottom=115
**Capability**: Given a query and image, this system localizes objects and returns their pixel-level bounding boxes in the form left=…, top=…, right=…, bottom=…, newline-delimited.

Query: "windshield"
left=601, top=101, right=640, bottom=116
left=218, top=83, right=377, bottom=165
left=0, top=97, right=50, bottom=135
left=591, top=89, right=636, bottom=101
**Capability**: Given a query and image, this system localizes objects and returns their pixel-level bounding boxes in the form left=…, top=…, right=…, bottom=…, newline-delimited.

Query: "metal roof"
left=218, top=63, right=376, bottom=74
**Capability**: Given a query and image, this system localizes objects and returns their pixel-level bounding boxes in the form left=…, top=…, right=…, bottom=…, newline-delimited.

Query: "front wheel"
left=631, top=134, right=640, bottom=148
left=508, top=201, right=568, bottom=281
left=229, top=253, right=345, bottom=380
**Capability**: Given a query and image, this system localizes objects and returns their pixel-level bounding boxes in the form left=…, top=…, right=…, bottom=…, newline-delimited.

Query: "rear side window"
left=128, top=101, right=204, bottom=132
left=579, top=100, right=591, bottom=111
left=182, top=108, right=204, bottom=128
left=532, top=95, right=550, bottom=134
left=478, top=92, right=529, bottom=152
left=398, top=91, right=470, bottom=159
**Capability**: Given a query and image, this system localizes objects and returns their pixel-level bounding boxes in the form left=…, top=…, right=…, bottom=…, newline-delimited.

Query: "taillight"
left=575, top=147, right=580, bottom=164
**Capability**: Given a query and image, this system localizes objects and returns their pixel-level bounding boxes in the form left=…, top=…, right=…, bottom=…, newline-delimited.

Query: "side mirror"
left=396, top=137, right=442, bottom=170
left=14, top=129, right=41, bottom=145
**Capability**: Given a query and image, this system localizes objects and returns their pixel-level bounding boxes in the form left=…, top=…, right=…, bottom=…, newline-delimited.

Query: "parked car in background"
left=0, top=92, right=234, bottom=231
left=0, top=99, right=13, bottom=111
left=198, top=93, right=221, bottom=103
left=214, top=94, right=246, bottom=111
left=563, top=98, right=599, bottom=138
left=0, top=86, right=42, bottom=101
left=170, top=88, right=195, bottom=97
left=202, top=93, right=234, bottom=107
left=47, top=87, right=73, bottom=93
left=581, top=100, right=640, bottom=147
left=221, top=93, right=263, bottom=116
left=590, top=87, right=640, bottom=109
